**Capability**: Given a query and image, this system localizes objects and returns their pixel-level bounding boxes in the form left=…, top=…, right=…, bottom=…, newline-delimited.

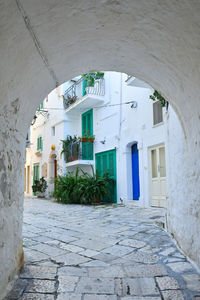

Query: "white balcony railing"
left=63, top=76, right=105, bottom=110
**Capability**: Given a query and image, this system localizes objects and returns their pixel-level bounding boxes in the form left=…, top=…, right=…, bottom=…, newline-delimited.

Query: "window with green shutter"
left=82, top=109, right=93, bottom=160
left=37, top=136, right=43, bottom=152
left=33, top=163, right=40, bottom=195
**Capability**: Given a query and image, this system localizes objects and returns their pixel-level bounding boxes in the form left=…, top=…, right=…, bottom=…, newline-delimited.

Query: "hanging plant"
left=149, top=90, right=168, bottom=107
left=82, top=72, right=104, bottom=87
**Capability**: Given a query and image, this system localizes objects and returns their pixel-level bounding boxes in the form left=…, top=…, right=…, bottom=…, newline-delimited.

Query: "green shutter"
left=82, top=79, right=88, bottom=97
left=95, top=149, right=117, bottom=203
left=33, top=163, right=40, bottom=195
left=37, top=136, right=43, bottom=151
left=82, top=109, right=93, bottom=160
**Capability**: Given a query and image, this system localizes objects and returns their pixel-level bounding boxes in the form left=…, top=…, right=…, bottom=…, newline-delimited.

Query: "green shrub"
left=32, top=177, right=47, bottom=195
left=54, top=167, right=114, bottom=205
left=78, top=169, right=114, bottom=204
left=54, top=169, right=83, bottom=204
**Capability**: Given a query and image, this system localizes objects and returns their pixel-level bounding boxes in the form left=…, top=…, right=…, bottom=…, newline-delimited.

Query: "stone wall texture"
left=0, top=0, right=200, bottom=297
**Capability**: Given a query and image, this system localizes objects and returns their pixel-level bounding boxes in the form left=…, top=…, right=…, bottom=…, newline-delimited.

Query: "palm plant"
left=54, top=169, right=84, bottom=204
left=79, top=167, right=114, bottom=204
left=54, top=166, right=114, bottom=205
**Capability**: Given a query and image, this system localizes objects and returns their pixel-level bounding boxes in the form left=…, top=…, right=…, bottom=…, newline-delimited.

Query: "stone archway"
left=0, top=1, right=200, bottom=297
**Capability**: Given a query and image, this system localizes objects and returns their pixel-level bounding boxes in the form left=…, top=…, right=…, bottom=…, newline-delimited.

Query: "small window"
left=37, top=101, right=44, bottom=111
left=153, top=101, right=163, bottom=125
left=37, top=136, right=43, bottom=151
left=51, top=126, right=55, bottom=136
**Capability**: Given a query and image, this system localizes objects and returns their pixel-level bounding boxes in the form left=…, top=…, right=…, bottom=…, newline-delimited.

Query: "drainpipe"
left=118, top=73, right=123, bottom=140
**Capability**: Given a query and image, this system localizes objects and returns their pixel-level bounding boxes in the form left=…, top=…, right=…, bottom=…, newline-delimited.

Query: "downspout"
left=118, top=73, right=123, bottom=139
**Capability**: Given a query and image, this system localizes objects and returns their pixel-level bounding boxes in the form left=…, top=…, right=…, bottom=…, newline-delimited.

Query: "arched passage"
left=0, top=0, right=200, bottom=296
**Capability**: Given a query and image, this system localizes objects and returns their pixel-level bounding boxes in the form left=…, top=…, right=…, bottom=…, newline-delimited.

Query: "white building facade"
left=25, top=72, right=179, bottom=208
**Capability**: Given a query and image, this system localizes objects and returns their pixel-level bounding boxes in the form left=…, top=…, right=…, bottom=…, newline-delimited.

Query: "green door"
left=95, top=149, right=117, bottom=203
left=82, top=79, right=88, bottom=97
left=82, top=109, right=93, bottom=160
left=33, top=163, right=39, bottom=195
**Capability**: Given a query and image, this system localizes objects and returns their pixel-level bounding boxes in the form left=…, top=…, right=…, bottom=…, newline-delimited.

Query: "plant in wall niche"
left=81, top=131, right=95, bottom=143
left=82, top=72, right=104, bottom=87
left=32, top=177, right=47, bottom=198
left=149, top=90, right=168, bottom=108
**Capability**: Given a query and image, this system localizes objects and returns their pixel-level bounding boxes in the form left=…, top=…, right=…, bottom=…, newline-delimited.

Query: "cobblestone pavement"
left=5, top=197, right=200, bottom=300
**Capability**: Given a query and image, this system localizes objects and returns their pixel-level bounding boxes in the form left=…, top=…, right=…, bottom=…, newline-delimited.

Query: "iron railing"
left=65, top=140, right=94, bottom=163
left=63, top=76, right=105, bottom=109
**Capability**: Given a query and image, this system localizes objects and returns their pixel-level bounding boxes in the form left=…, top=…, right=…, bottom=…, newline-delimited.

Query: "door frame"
left=148, top=143, right=166, bottom=207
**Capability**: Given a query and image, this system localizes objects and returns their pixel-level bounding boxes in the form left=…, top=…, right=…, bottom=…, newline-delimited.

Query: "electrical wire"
left=39, top=100, right=137, bottom=111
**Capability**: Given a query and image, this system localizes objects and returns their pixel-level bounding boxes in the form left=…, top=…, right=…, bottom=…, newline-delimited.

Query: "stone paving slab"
left=25, top=279, right=56, bottom=294
left=124, top=264, right=168, bottom=277
left=75, top=277, right=115, bottom=294
left=161, top=289, right=185, bottom=299
left=20, top=265, right=57, bottom=280
left=115, top=277, right=159, bottom=296
left=21, top=294, right=54, bottom=300
left=4, top=197, right=200, bottom=300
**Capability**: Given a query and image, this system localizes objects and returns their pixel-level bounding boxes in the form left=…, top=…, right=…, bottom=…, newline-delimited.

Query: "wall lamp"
left=131, top=101, right=137, bottom=109
left=31, top=115, right=37, bottom=125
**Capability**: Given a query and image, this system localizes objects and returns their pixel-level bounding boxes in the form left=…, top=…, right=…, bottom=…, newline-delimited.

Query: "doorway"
left=131, top=143, right=140, bottom=200
left=95, top=149, right=117, bottom=203
left=150, top=145, right=166, bottom=208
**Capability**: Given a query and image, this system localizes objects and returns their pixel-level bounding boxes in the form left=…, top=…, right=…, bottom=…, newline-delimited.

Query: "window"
left=51, top=126, right=55, bottom=136
left=153, top=101, right=163, bottom=125
left=37, top=136, right=43, bottom=151
left=37, top=101, right=44, bottom=111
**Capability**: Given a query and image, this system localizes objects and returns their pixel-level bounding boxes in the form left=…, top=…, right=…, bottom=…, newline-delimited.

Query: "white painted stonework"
left=25, top=86, right=68, bottom=197
left=26, top=72, right=170, bottom=208
left=0, top=1, right=200, bottom=298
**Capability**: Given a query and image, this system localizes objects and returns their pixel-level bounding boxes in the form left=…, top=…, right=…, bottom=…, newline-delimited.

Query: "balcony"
left=63, top=75, right=105, bottom=115
left=126, top=75, right=150, bottom=88
left=65, top=140, right=94, bottom=167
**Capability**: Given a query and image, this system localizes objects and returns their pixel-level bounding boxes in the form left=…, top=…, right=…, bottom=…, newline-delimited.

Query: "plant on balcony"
left=61, top=135, right=80, bottom=162
left=82, top=72, right=104, bottom=87
left=32, top=177, right=47, bottom=198
left=62, top=94, right=78, bottom=106
left=81, top=131, right=95, bottom=143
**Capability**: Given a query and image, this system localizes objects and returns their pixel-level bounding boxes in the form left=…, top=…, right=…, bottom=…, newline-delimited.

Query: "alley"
left=5, top=197, right=200, bottom=300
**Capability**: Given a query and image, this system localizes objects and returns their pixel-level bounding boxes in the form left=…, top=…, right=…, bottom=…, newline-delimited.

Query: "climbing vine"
left=149, top=90, right=167, bottom=107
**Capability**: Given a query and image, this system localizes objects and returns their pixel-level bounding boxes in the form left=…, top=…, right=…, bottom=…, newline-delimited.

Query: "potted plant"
left=61, top=135, right=80, bottom=162
left=32, top=177, right=47, bottom=198
left=81, top=132, right=95, bottom=143
left=82, top=72, right=104, bottom=87
left=62, top=94, right=78, bottom=107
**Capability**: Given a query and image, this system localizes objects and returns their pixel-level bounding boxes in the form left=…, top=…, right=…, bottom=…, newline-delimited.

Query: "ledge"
left=66, top=160, right=94, bottom=167
left=65, top=94, right=104, bottom=115
left=35, top=151, right=42, bottom=157
left=126, top=76, right=150, bottom=88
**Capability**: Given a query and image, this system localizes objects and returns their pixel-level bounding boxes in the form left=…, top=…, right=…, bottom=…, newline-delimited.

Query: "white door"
left=150, top=145, right=166, bottom=208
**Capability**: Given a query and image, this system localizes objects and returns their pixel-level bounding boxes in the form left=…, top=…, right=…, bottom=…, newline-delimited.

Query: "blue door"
left=132, top=143, right=140, bottom=200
